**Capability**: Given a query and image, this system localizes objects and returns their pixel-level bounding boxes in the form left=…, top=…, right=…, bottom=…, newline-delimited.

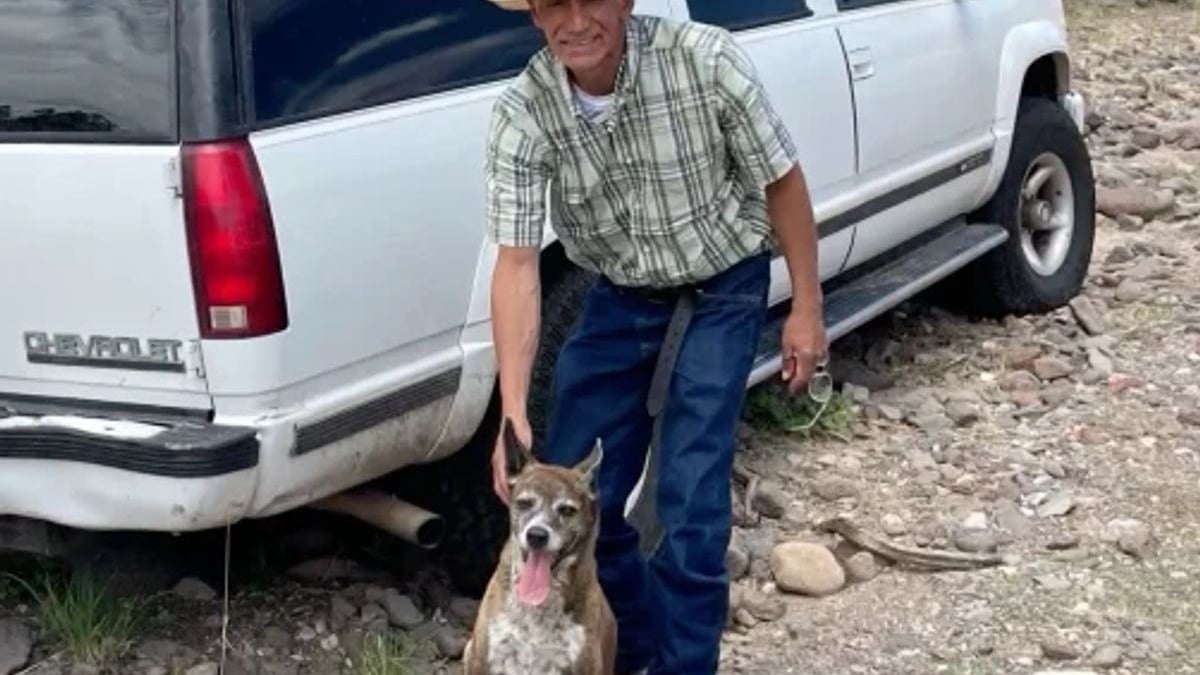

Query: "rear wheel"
left=420, top=259, right=595, bottom=596
left=950, top=96, right=1096, bottom=316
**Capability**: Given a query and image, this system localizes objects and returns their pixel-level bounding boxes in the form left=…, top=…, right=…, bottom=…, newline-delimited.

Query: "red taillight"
left=182, top=139, right=288, bottom=339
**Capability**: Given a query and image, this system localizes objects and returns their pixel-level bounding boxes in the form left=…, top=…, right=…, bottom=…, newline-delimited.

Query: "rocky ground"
left=3, top=2, right=1200, bottom=674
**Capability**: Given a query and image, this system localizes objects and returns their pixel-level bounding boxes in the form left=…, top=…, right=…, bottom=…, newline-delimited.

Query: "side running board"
left=748, top=220, right=1009, bottom=387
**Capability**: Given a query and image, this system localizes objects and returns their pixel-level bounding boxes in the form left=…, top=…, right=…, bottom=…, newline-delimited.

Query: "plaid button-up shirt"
left=485, top=14, right=799, bottom=289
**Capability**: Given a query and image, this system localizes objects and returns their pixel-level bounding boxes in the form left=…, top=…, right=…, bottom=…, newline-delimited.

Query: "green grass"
left=351, top=631, right=434, bottom=675
left=2, top=570, right=145, bottom=667
left=743, top=384, right=857, bottom=441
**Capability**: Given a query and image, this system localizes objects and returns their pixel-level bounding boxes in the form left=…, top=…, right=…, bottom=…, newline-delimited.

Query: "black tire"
left=527, top=262, right=597, bottom=448
left=409, top=260, right=595, bottom=596
left=951, top=96, right=1096, bottom=317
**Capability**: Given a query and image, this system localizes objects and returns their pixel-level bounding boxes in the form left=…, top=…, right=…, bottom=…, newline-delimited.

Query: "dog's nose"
left=526, top=526, right=550, bottom=550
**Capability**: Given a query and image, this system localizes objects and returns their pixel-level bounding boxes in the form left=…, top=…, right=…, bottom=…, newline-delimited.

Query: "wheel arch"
left=976, top=20, right=1074, bottom=209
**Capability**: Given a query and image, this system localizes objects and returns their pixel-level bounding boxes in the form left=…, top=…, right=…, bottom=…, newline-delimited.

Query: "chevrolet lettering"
left=23, top=331, right=185, bottom=373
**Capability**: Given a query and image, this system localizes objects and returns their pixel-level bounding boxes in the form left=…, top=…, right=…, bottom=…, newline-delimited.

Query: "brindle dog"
left=463, top=418, right=616, bottom=675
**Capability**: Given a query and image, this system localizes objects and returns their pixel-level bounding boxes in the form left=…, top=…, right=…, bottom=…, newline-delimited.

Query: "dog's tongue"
left=517, top=550, right=552, bottom=606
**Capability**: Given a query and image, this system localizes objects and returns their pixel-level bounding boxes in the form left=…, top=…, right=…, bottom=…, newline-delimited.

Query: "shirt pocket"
left=634, top=112, right=724, bottom=236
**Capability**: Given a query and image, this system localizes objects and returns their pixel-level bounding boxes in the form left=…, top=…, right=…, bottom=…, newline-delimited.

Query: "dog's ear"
left=503, top=417, right=535, bottom=480
left=573, top=437, right=604, bottom=489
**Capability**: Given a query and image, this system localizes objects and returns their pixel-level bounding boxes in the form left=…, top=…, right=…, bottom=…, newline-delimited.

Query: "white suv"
left=0, top=0, right=1092, bottom=592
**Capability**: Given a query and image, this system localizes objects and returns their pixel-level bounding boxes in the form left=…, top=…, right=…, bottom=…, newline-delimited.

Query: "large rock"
left=770, top=541, right=845, bottom=597
left=0, top=619, right=33, bottom=675
left=1096, top=186, right=1176, bottom=219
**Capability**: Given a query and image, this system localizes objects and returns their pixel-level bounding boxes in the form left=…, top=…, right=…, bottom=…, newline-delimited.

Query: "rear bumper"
left=0, top=416, right=257, bottom=478
left=0, top=352, right=486, bottom=533
left=0, top=394, right=260, bottom=531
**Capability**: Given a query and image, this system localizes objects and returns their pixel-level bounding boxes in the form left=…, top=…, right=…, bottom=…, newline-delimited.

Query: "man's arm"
left=766, top=165, right=827, bottom=392
left=714, top=33, right=827, bottom=392
left=489, top=245, right=541, bottom=501
left=483, top=102, right=551, bottom=502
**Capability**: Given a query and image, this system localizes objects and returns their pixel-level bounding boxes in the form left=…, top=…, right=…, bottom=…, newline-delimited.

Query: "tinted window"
left=687, top=0, right=812, bottom=31
left=245, top=0, right=547, bottom=125
left=0, top=0, right=175, bottom=141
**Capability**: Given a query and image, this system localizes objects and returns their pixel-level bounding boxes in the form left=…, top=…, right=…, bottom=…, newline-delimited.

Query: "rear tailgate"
left=0, top=1, right=210, bottom=410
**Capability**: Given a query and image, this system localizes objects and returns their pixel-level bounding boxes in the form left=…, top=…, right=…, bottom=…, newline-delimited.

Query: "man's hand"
left=781, top=309, right=827, bottom=394
left=491, top=415, right=532, bottom=505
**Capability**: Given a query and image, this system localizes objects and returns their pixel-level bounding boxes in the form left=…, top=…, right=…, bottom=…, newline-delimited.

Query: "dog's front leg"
left=574, top=642, right=615, bottom=675
left=462, top=636, right=493, bottom=675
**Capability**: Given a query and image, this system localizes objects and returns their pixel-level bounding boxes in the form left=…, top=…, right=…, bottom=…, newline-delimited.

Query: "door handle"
left=847, top=46, right=874, bottom=80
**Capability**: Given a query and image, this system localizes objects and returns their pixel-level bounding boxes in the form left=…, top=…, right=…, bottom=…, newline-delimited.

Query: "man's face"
left=530, top=0, right=633, bottom=77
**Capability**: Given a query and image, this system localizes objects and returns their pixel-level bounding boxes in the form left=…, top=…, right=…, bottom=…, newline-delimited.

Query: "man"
left=483, top=0, right=827, bottom=672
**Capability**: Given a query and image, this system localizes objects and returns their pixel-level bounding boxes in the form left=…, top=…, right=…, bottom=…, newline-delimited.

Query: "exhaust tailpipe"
left=313, top=490, right=445, bottom=549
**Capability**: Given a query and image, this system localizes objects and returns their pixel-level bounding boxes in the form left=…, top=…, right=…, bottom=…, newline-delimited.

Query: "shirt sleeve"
left=484, top=105, right=553, bottom=248
left=713, top=34, right=800, bottom=190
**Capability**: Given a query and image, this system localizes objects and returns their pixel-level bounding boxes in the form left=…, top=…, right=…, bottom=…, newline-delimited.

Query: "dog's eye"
left=557, top=504, right=579, bottom=518
left=515, top=497, right=535, bottom=511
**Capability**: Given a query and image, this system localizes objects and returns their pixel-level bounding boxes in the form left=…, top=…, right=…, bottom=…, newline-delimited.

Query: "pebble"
left=1069, top=296, right=1108, bottom=335
left=1005, top=345, right=1043, bottom=370
left=1089, top=644, right=1123, bottom=668
left=881, top=513, right=908, bottom=537
left=1046, top=533, right=1082, bottom=551
left=770, top=541, right=846, bottom=597
left=1096, top=186, right=1175, bottom=219
left=434, top=627, right=468, bottom=660
left=741, top=588, right=786, bottom=622
left=172, top=577, right=218, bottom=602
left=185, top=665, right=218, bottom=675
left=811, top=477, right=859, bottom=502
left=996, top=501, right=1033, bottom=537
left=944, top=400, right=980, bottom=427
left=330, top=594, right=357, bottom=630
left=1034, top=356, right=1075, bottom=381
left=726, top=540, right=751, bottom=582
left=1034, top=574, right=1072, bottom=591
left=1102, top=518, right=1153, bottom=558
left=962, top=511, right=989, bottom=530
left=751, top=480, right=788, bottom=519
left=1140, top=629, right=1181, bottom=655
left=844, top=551, right=882, bottom=583
left=1041, top=639, right=1083, bottom=661
left=1038, top=492, right=1077, bottom=518
left=382, top=589, right=425, bottom=629
left=0, top=619, right=33, bottom=675
left=953, top=528, right=999, bottom=553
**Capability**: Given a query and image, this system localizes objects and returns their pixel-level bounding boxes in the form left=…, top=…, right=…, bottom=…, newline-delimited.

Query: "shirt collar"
left=552, top=15, right=644, bottom=124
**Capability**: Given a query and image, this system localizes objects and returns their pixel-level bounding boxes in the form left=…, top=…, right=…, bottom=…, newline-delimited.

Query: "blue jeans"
left=540, top=252, right=770, bottom=674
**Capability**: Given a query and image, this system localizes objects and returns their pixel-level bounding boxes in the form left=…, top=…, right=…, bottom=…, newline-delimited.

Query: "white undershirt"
left=573, top=85, right=613, bottom=122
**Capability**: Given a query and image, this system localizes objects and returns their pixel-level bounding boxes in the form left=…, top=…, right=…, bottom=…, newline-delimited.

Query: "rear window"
left=0, top=1, right=176, bottom=142
left=244, top=0, right=546, bottom=127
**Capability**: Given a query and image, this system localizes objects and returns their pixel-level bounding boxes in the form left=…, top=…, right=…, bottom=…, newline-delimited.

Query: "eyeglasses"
left=787, top=355, right=833, bottom=433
